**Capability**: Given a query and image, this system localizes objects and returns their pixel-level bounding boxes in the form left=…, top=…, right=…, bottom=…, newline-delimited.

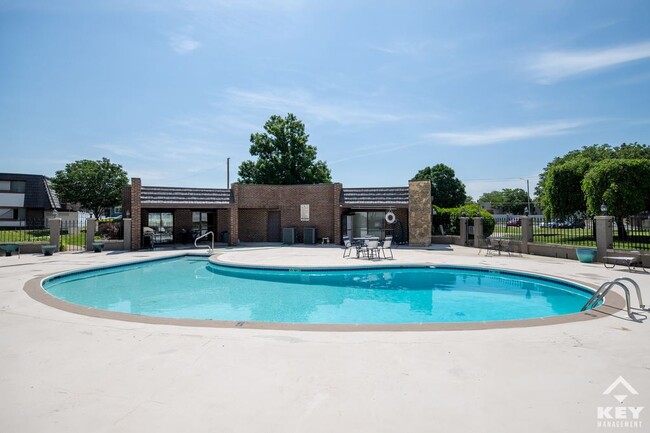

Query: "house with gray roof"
left=0, top=173, right=61, bottom=227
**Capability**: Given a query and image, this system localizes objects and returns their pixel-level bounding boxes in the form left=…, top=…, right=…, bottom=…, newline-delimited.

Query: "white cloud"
left=169, top=33, right=201, bottom=54
left=529, top=41, right=650, bottom=84
left=426, top=120, right=587, bottom=146
left=225, top=88, right=440, bottom=126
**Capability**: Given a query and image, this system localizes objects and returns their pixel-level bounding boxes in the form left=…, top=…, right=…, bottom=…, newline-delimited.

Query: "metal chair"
left=378, top=236, right=394, bottom=259
left=342, top=236, right=356, bottom=258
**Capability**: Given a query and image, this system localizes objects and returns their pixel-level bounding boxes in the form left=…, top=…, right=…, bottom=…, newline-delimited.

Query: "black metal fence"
left=491, top=216, right=522, bottom=240
left=531, top=216, right=596, bottom=247
left=59, top=219, right=87, bottom=251
left=613, top=216, right=650, bottom=251
left=0, top=219, right=49, bottom=243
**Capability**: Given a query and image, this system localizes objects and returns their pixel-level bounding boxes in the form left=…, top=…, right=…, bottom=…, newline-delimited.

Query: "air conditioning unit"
left=282, top=227, right=296, bottom=244
left=304, top=227, right=316, bottom=244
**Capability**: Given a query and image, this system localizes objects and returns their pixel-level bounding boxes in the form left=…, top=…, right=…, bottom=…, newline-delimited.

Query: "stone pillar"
left=130, top=178, right=142, bottom=250
left=408, top=180, right=432, bottom=247
left=49, top=218, right=61, bottom=251
left=520, top=216, right=533, bottom=254
left=595, top=216, right=614, bottom=262
left=459, top=217, right=469, bottom=246
left=473, top=217, right=483, bottom=248
left=86, top=218, right=96, bottom=251
left=123, top=218, right=132, bottom=251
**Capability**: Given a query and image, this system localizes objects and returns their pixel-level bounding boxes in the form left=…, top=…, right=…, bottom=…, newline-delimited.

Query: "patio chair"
left=603, top=251, right=647, bottom=272
left=477, top=236, right=495, bottom=256
left=342, top=236, right=357, bottom=258
left=378, top=236, right=394, bottom=259
left=361, top=240, right=381, bottom=259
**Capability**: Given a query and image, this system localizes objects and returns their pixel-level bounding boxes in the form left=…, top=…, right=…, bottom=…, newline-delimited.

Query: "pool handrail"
left=194, top=231, right=214, bottom=253
left=581, top=278, right=646, bottom=321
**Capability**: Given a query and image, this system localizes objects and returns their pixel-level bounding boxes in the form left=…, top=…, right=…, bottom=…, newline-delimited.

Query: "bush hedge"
left=432, top=204, right=495, bottom=237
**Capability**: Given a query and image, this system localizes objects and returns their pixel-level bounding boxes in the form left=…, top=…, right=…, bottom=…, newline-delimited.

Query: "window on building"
left=0, top=181, right=27, bottom=192
left=0, top=208, right=25, bottom=220
left=192, top=211, right=214, bottom=237
left=10, top=181, right=26, bottom=193
left=147, top=212, right=174, bottom=243
left=351, top=211, right=386, bottom=239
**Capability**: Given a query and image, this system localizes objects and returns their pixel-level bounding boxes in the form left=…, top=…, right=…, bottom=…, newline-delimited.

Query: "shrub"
left=433, top=204, right=495, bottom=237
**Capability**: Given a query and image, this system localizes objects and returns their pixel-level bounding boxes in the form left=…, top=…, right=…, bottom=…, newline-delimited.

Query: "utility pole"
left=526, top=178, right=531, bottom=215
left=520, top=177, right=532, bottom=215
left=226, top=157, right=230, bottom=188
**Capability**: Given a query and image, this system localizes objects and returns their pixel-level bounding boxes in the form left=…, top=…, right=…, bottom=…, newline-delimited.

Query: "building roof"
left=141, top=186, right=232, bottom=205
left=341, top=187, right=409, bottom=207
left=0, top=173, right=61, bottom=209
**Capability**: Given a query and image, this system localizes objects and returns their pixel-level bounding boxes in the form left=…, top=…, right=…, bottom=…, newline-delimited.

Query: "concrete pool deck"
left=1, top=244, right=649, bottom=432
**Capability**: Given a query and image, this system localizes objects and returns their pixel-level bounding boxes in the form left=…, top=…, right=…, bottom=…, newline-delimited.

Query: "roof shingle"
left=341, top=187, right=409, bottom=206
left=141, top=186, right=232, bottom=205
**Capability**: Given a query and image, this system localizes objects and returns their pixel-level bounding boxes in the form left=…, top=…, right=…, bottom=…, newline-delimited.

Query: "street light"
left=520, top=177, right=531, bottom=216
left=600, top=203, right=607, bottom=215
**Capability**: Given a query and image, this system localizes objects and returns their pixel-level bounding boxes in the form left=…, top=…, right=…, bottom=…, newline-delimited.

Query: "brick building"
left=124, top=178, right=431, bottom=249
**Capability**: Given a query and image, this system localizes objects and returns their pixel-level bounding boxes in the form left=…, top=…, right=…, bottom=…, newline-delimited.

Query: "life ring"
left=385, top=211, right=396, bottom=224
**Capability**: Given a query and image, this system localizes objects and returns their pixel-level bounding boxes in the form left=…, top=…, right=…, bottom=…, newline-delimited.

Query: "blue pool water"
left=42, top=256, right=596, bottom=324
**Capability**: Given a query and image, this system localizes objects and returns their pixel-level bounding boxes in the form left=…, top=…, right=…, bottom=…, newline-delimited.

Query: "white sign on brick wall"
left=300, top=204, right=309, bottom=222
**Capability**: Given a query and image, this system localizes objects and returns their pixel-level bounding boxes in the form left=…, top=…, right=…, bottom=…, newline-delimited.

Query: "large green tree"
left=537, top=143, right=650, bottom=214
left=478, top=188, right=532, bottom=215
left=540, top=157, right=591, bottom=218
left=583, top=159, right=650, bottom=238
left=412, top=164, right=467, bottom=208
left=535, top=142, right=650, bottom=209
left=52, top=157, right=129, bottom=218
left=238, top=113, right=332, bottom=184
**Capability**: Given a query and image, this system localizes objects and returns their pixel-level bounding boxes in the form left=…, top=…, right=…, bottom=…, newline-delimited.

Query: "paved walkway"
left=1, top=244, right=649, bottom=433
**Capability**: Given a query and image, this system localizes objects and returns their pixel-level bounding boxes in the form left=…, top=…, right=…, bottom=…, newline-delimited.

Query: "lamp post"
left=226, top=157, right=230, bottom=188
left=520, top=178, right=531, bottom=216
left=600, top=203, right=607, bottom=216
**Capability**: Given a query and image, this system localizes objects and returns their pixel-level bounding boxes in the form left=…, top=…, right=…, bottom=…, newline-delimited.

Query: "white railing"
left=194, top=231, right=214, bottom=253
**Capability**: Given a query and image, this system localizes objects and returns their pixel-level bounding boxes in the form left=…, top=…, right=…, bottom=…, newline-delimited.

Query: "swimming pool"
left=41, top=255, right=598, bottom=325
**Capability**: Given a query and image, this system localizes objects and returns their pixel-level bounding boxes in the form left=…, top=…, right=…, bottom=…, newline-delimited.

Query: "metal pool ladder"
left=194, top=231, right=214, bottom=253
left=581, top=277, right=647, bottom=321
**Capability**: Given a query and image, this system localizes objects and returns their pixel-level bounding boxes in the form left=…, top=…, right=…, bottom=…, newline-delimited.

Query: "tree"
left=537, top=142, right=650, bottom=214
left=412, top=164, right=467, bottom=208
left=238, top=113, right=332, bottom=184
left=52, top=157, right=129, bottom=218
left=582, top=159, right=650, bottom=239
left=478, top=188, right=532, bottom=215
left=540, top=158, right=591, bottom=218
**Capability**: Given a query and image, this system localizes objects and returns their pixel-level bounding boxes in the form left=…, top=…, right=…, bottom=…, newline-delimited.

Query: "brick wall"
left=234, top=183, right=340, bottom=243
left=216, top=209, right=230, bottom=241
left=130, top=178, right=141, bottom=250
left=239, top=209, right=268, bottom=242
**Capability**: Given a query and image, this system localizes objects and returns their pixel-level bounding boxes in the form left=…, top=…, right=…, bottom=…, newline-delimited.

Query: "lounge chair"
left=378, top=236, right=394, bottom=259
left=603, top=251, right=647, bottom=272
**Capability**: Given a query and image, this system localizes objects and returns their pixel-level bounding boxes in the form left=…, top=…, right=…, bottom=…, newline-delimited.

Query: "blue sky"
left=1, top=0, right=649, bottom=200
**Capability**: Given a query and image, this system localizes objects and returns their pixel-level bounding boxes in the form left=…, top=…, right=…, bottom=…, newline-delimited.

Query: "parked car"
left=540, top=219, right=560, bottom=228
left=506, top=218, right=521, bottom=227
left=559, top=219, right=586, bottom=229
left=540, top=218, right=586, bottom=229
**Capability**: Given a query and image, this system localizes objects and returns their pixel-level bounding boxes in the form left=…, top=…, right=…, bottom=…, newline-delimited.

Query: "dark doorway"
left=267, top=210, right=281, bottom=242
